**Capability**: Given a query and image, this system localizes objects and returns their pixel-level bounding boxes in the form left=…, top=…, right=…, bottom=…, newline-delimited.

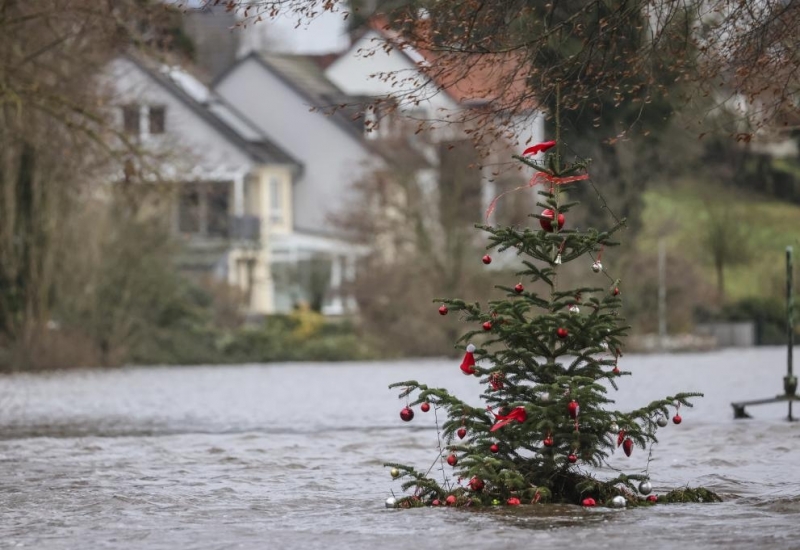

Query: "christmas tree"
left=385, top=137, right=719, bottom=508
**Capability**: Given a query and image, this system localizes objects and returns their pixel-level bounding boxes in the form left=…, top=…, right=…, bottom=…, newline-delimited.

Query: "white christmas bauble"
left=657, top=415, right=668, bottom=427
left=638, top=481, right=653, bottom=495
left=569, top=305, right=580, bottom=314
left=592, top=261, right=603, bottom=273
left=540, top=392, right=550, bottom=402
left=610, top=422, right=619, bottom=433
left=385, top=497, right=397, bottom=508
left=610, top=495, right=627, bottom=508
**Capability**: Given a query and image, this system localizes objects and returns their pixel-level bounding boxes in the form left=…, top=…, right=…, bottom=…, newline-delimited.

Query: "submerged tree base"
left=386, top=465, right=721, bottom=508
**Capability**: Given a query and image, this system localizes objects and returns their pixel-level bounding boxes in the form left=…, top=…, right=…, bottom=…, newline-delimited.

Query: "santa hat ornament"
left=460, top=344, right=477, bottom=375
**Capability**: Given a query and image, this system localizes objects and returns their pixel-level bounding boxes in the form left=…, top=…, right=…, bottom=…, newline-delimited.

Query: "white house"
left=105, top=55, right=301, bottom=315
left=324, top=17, right=547, bottom=228
left=213, top=52, right=395, bottom=313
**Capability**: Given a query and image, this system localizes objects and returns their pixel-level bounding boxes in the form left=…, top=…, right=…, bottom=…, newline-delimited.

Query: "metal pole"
left=785, top=246, right=796, bottom=420
left=658, top=239, right=667, bottom=349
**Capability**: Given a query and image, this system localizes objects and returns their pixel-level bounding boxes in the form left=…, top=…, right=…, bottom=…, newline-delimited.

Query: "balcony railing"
left=179, top=214, right=261, bottom=242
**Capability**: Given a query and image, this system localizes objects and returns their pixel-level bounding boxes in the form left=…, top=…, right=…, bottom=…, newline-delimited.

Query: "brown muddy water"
left=1, top=348, right=799, bottom=549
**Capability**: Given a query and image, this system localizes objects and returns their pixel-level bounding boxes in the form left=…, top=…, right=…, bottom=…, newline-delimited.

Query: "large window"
left=148, top=105, right=166, bottom=134
left=122, top=104, right=140, bottom=135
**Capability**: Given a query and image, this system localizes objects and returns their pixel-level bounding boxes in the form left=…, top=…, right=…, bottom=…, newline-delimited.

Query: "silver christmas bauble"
left=569, top=304, right=580, bottom=314
left=610, top=495, right=627, bottom=508
left=385, top=497, right=397, bottom=508
left=592, top=261, right=603, bottom=273
left=540, top=392, right=551, bottom=402
left=609, top=422, right=619, bottom=433
left=638, top=481, right=653, bottom=495
left=657, top=415, right=669, bottom=427
left=390, top=468, right=400, bottom=479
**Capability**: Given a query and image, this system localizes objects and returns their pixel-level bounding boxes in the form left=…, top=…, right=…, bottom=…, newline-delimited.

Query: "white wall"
left=215, top=56, right=381, bottom=235
left=106, top=57, right=255, bottom=176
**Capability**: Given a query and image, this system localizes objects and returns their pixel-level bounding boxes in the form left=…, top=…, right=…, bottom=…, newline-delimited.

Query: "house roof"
left=125, top=54, right=302, bottom=169
left=213, top=52, right=431, bottom=169
left=364, top=15, right=538, bottom=111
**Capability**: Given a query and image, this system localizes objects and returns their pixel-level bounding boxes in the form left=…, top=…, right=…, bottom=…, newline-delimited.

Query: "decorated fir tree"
left=385, top=138, right=719, bottom=508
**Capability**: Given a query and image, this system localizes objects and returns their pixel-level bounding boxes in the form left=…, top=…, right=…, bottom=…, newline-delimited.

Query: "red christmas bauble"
left=647, top=495, right=658, bottom=503
left=445, top=495, right=457, bottom=506
left=482, top=254, right=492, bottom=265
left=556, top=327, right=569, bottom=339
left=507, top=497, right=521, bottom=506
left=469, top=477, right=484, bottom=492
left=490, top=443, right=499, bottom=453
left=582, top=497, right=596, bottom=507
left=613, top=287, right=620, bottom=296
left=622, top=438, right=633, bottom=457
left=543, top=436, right=554, bottom=447
left=457, top=427, right=467, bottom=439
left=539, top=209, right=565, bottom=232
left=400, top=407, right=414, bottom=422
left=421, top=402, right=431, bottom=412
left=483, top=321, right=493, bottom=331
left=673, top=414, right=682, bottom=425
left=568, top=453, right=578, bottom=464
left=447, top=453, right=458, bottom=466
left=432, top=499, right=441, bottom=506
left=514, top=283, right=524, bottom=294
left=612, top=367, right=620, bottom=375
left=438, top=304, right=448, bottom=316
left=568, top=400, right=580, bottom=419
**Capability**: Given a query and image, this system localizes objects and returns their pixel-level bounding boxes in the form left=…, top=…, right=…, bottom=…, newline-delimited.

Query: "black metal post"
left=785, top=247, right=796, bottom=421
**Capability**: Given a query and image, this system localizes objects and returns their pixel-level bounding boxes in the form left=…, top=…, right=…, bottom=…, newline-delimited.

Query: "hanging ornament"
left=400, top=407, right=414, bottom=422
left=431, top=499, right=441, bottom=506
left=420, top=402, right=431, bottom=412
left=613, top=287, right=620, bottom=296
left=657, top=415, right=669, bottom=427
left=673, top=414, right=682, bottom=425
left=638, top=481, right=653, bottom=495
left=610, top=495, right=627, bottom=508
left=489, top=372, right=504, bottom=390
left=460, top=344, right=476, bottom=375
left=612, top=366, right=620, bottom=375
left=469, top=477, right=485, bottom=492
left=514, top=283, right=524, bottom=294
left=592, top=261, right=603, bottom=273
left=582, top=497, right=596, bottom=507
left=540, top=391, right=551, bottom=402
left=543, top=436, right=554, bottom=447
left=539, top=209, right=565, bottom=232
left=482, top=254, right=492, bottom=265
left=568, top=453, right=578, bottom=464
left=438, top=304, right=448, bottom=316
left=568, top=304, right=580, bottom=314
left=522, top=140, right=557, bottom=156
left=506, top=497, right=521, bottom=506
left=457, top=427, right=467, bottom=439
left=609, top=422, right=619, bottom=433
left=568, top=400, right=580, bottom=419
left=622, top=438, right=634, bottom=457
left=385, top=497, right=397, bottom=508
left=489, top=406, right=527, bottom=431
left=490, top=443, right=500, bottom=454
left=647, top=495, right=658, bottom=503
left=447, top=453, right=458, bottom=466
left=557, top=327, right=569, bottom=339
left=482, top=321, right=493, bottom=331
left=445, top=495, right=457, bottom=506
left=617, top=430, right=626, bottom=447
left=390, top=468, right=400, bottom=479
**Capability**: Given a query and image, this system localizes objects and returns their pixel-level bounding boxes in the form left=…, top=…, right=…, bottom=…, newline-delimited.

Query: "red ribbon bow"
left=488, top=406, right=527, bottom=431
left=522, top=140, right=556, bottom=156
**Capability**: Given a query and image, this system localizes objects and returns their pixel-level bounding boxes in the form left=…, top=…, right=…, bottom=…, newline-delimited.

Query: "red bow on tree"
left=522, top=140, right=557, bottom=156
left=488, top=406, right=527, bottom=431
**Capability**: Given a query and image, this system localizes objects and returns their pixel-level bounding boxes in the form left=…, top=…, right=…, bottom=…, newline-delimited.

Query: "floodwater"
left=1, top=348, right=799, bottom=549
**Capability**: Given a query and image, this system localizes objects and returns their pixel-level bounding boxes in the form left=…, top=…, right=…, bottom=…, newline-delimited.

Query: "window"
left=148, top=105, right=166, bottom=134
left=269, top=177, right=284, bottom=224
left=122, top=104, right=140, bottom=135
